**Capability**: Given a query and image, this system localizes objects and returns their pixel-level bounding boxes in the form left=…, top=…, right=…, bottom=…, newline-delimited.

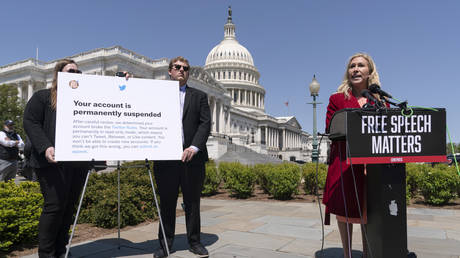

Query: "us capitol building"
left=0, top=8, right=328, bottom=163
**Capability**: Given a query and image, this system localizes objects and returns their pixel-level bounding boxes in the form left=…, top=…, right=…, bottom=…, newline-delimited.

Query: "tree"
left=0, top=84, right=25, bottom=138
left=446, top=142, right=460, bottom=154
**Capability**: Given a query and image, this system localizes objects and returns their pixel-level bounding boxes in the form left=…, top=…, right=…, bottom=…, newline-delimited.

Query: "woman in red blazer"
left=323, top=53, right=382, bottom=258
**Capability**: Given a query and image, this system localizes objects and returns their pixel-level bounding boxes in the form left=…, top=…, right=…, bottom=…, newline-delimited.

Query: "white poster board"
left=55, top=72, right=182, bottom=161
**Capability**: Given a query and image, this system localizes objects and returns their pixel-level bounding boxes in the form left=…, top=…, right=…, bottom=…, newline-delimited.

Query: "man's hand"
left=116, top=71, right=133, bottom=80
left=181, top=147, right=197, bottom=162
left=45, top=147, right=57, bottom=163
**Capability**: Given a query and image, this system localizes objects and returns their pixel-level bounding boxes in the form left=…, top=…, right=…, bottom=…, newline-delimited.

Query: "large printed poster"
left=55, top=72, right=182, bottom=161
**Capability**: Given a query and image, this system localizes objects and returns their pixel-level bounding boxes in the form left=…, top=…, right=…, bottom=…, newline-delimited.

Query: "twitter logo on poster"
left=119, top=85, right=126, bottom=91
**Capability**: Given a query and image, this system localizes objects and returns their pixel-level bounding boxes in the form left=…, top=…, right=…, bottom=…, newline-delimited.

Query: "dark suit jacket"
left=23, top=89, right=57, bottom=168
left=181, top=86, right=211, bottom=164
left=23, top=89, right=90, bottom=169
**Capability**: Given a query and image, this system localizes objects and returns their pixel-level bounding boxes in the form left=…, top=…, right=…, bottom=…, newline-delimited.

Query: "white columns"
left=270, top=128, right=273, bottom=148
left=275, top=128, right=278, bottom=150
left=265, top=127, right=268, bottom=146
left=218, top=102, right=224, bottom=133
left=239, top=90, right=242, bottom=105
left=226, top=108, right=231, bottom=133
left=210, top=97, right=217, bottom=133
left=27, top=81, right=34, bottom=101
left=268, top=128, right=271, bottom=147
left=213, top=99, right=217, bottom=132
left=283, top=129, right=286, bottom=150
left=17, top=83, right=23, bottom=100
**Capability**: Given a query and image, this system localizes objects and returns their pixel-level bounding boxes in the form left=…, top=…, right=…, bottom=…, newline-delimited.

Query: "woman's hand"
left=45, top=147, right=57, bottom=163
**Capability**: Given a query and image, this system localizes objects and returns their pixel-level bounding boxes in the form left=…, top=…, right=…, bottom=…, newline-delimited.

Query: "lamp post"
left=308, top=75, right=321, bottom=162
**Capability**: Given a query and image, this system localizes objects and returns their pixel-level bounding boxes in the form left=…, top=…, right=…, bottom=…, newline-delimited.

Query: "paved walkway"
left=23, top=197, right=460, bottom=258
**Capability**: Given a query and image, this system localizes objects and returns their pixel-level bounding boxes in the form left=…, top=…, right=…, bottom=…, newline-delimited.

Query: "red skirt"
left=323, top=141, right=366, bottom=225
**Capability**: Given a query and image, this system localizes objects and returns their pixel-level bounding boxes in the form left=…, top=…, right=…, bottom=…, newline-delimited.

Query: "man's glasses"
left=172, top=64, right=189, bottom=71
left=67, top=69, right=82, bottom=74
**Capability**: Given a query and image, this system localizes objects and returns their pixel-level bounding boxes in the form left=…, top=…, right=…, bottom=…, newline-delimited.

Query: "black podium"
left=329, top=108, right=446, bottom=258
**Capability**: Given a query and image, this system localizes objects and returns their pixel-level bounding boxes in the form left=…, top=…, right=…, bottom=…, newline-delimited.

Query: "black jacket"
left=23, top=89, right=89, bottom=169
left=181, top=86, right=211, bottom=164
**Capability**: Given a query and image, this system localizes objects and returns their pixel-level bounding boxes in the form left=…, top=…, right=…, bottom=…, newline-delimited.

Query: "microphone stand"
left=382, top=97, right=409, bottom=113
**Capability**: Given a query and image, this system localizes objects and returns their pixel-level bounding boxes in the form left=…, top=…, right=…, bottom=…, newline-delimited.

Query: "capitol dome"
left=204, top=7, right=265, bottom=113
left=205, top=39, right=254, bottom=66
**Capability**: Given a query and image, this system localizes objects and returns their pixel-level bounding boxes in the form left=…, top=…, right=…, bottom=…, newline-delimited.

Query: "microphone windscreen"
left=368, top=84, right=380, bottom=94
left=361, top=89, right=371, bottom=97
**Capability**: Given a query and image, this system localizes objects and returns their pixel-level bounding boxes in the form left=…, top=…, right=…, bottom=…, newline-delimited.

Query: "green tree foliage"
left=446, top=142, right=460, bottom=154
left=0, top=84, right=25, bottom=138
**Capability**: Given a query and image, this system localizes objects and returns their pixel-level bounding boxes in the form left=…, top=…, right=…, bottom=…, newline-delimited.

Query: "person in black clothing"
left=153, top=56, right=211, bottom=258
left=23, top=59, right=88, bottom=258
left=24, top=59, right=130, bottom=257
left=0, top=119, right=24, bottom=181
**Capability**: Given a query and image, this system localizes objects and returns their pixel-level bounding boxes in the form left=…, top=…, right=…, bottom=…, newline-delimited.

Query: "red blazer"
left=323, top=92, right=366, bottom=225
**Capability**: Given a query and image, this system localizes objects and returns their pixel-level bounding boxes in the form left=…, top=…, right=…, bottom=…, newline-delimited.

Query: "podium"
left=329, top=108, right=446, bottom=258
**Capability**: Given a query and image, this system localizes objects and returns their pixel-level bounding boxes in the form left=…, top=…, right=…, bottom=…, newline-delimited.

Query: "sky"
left=1, top=0, right=460, bottom=142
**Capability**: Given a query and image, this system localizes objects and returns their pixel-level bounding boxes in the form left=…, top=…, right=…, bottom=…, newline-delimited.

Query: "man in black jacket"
left=153, top=56, right=211, bottom=258
left=0, top=120, right=24, bottom=181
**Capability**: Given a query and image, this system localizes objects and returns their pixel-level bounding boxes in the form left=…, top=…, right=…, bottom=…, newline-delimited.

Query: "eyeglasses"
left=172, top=64, right=189, bottom=71
left=67, top=69, right=82, bottom=74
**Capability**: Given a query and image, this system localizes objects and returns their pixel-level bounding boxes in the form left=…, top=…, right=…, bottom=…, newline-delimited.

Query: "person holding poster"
left=23, top=59, right=87, bottom=258
left=23, top=59, right=130, bottom=258
left=323, top=53, right=382, bottom=258
left=153, top=56, right=211, bottom=258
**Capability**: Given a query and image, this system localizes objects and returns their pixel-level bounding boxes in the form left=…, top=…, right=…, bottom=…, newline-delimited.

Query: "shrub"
left=251, top=163, right=275, bottom=193
left=218, top=162, right=234, bottom=187
left=219, top=162, right=255, bottom=198
left=406, top=180, right=411, bottom=205
left=79, top=161, right=157, bottom=228
left=302, top=162, right=327, bottom=194
left=418, top=164, right=459, bottom=205
left=0, top=181, right=42, bottom=251
left=265, top=163, right=301, bottom=200
left=202, top=160, right=221, bottom=196
left=406, top=163, right=427, bottom=196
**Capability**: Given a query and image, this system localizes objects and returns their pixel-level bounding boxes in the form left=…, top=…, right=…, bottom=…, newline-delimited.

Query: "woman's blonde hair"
left=50, top=59, right=76, bottom=109
left=337, top=53, right=381, bottom=99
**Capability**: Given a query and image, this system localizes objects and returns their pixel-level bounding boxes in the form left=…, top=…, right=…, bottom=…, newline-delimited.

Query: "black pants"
left=36, top=165, right=87, bottom=258
left=154, top=161, right=205, bottom=249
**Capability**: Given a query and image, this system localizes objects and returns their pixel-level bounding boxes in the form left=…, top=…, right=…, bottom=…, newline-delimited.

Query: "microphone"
left=369, top=84, right=392, bottom=99
left=361, top=89, right=383, bottom=108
